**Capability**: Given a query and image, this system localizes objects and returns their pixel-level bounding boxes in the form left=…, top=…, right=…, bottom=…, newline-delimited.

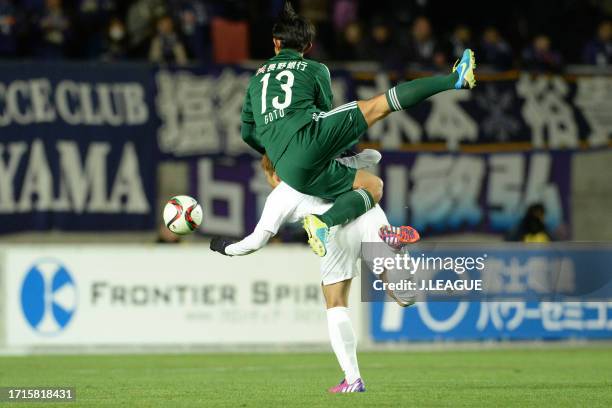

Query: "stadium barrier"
left=2, top=243, right=611, bottom=353
left=0, top=245, right=362, bottom=351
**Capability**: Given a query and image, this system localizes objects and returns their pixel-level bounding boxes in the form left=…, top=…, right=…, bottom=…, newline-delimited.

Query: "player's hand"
left=210, top=237, right=235, bottom=256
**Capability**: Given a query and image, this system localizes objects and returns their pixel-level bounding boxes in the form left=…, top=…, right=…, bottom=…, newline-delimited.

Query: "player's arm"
left=241, top=90, right=265, bottom=155
left=314, top=64, right=333, bottom=111
left=210, top=188, right=292, bottom=256
left=211, top=229, right=273, bottom=256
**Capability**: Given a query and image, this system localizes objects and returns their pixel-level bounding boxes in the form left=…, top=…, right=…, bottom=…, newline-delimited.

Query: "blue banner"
left=370, top=246, right=612, bottom=341
left=379, top=150, right=572, bottom=235
left=188, top=149, right=572, bottom=238
left=1, top=62, right=609, bottom=234
left=354, top=72, right=612, bottom=150
left=0, top=62, right=158, bottom=232
left=371, top=301, right=612, bottom=341
left=155, top=68, right=612, bottom=155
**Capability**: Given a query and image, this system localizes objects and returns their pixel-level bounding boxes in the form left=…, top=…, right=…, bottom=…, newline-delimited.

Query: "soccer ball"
left=163, top=195, right=203, bottom=235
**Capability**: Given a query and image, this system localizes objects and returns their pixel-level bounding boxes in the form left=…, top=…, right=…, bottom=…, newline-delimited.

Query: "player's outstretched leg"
left=304, top=51, right=476, bottom=257
left=387, top=48, right=475, bottom=109
left=359, top=49, right=476, bottom=127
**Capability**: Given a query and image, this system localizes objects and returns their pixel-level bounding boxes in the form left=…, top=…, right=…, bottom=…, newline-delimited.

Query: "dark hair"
left=272, top=2, right=315, bottom=52
left=526, top=203, right=545, bottom=217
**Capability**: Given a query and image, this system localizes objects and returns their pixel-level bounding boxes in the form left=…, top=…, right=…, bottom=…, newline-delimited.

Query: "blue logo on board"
left=21, top=260, right=77, bottom=334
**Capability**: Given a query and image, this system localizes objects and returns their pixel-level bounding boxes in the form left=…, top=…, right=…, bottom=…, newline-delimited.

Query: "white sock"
left=326, top=307, right=361, bottom=383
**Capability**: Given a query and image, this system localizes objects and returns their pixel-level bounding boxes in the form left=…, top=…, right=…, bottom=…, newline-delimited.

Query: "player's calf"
left=357, top=95, right=391, bottom=127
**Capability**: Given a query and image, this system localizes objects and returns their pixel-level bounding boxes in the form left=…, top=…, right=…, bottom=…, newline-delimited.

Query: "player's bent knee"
left=363, top=184, right=382, bottom=203
left=355, top=172, right=383, bottom=203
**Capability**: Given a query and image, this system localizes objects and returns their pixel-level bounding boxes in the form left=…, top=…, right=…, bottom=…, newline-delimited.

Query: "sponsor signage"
left=0, top=63, right=157, bottom=233
left=370, top=245, right=612, bottom=341
left=4, top=246, right=354, bottom=346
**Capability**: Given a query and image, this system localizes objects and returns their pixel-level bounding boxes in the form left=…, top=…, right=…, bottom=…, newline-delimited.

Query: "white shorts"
left=319, top=205, right=390, bottom=286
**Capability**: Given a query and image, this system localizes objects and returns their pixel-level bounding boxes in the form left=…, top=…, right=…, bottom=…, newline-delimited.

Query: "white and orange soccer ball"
left=163, top=195, right=203, bottom=235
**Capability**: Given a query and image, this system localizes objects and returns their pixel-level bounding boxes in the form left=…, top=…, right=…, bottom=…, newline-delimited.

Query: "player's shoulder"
left=305, top=58, right=330, bottom=76
left=248, top=65, right=266, bottom=85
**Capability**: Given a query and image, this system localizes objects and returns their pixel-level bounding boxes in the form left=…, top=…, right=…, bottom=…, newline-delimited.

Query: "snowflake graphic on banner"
left=475, top=85, right=520, bottom=142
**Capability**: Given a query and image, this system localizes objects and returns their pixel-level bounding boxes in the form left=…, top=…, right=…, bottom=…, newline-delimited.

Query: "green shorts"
left=274, top=101, right=369, bottom=201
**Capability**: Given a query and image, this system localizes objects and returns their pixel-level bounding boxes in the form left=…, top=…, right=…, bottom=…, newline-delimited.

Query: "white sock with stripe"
left=327, top=306, right=361, bottom=384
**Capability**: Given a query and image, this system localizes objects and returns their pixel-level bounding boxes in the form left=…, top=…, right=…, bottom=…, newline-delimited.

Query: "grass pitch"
left=1, top=346, right=611, bottom=407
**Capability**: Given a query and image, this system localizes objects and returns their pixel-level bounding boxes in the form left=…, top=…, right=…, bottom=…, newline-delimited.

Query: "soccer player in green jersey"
left=241, top=2, right=476, bottom=256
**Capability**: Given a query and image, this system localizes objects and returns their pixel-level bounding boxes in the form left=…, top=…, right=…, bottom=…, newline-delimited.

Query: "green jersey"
left=241, top=48, right=333, bottom=164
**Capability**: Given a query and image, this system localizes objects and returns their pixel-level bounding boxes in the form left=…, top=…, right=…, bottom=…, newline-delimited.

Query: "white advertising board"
left=2, top=245, right=362, bottom=347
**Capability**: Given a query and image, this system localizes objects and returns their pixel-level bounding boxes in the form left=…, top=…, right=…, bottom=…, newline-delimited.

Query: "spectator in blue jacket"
left=449, top=25, right=474, bottom=61
left=522, top=34, right=562, bottom=72
left=480, top=26, right=513, bottom=70
left=170, top=0, right=211, bottom=62
left=582, top=20, right=612, bottom=66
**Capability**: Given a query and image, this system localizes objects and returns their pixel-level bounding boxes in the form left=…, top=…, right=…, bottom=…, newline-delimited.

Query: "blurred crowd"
left=0, top=0, right=610, bottom=70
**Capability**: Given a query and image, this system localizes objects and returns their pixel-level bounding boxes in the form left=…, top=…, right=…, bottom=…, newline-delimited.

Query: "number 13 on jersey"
left=260, top=70, right=295, bottom=114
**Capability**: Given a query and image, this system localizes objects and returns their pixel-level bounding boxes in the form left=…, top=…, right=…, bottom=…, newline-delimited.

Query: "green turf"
left=1, top=346, right=611, bottom=407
